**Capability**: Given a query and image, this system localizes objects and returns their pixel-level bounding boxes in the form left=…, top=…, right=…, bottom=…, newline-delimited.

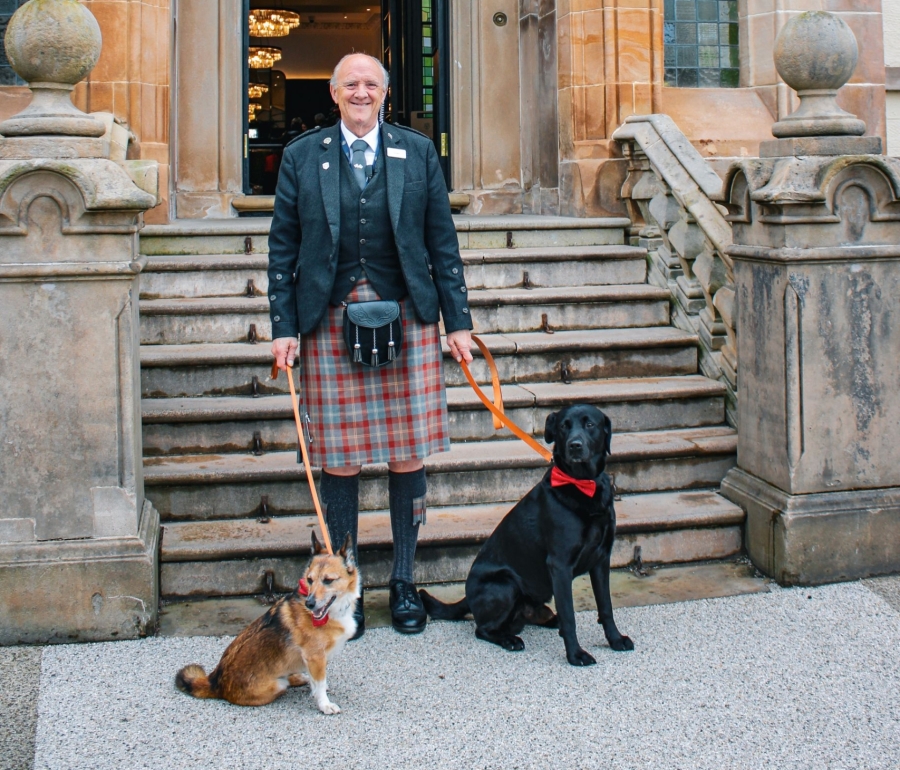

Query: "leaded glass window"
left=664, top=0, right=739, bottom=88
left=0, top=0, right=28, bottom=86
left=422, top=0, right=434, bottom=114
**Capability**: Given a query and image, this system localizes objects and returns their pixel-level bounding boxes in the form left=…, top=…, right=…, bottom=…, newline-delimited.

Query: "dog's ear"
left=544, top=411, right=559, bottom=445
left=338, top=532, right=356, bottom=573
left=311, top=530, right=326, bottom=555
left=602, top=412, right=612, bottom=456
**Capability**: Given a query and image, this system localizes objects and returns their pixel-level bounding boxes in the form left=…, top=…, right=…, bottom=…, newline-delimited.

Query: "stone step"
left=141, top=375, right=726, bottom=456
left=138, top=245, right=650, bottom=299
left=143, top=426, right=737, bottom=522
left=139, top=327, right=700, bottom=398
left=158, top=489, right=745, bottom=596
left=139, top=285, right=671, bottom=344
left=139, top=215, right=630, bottom=257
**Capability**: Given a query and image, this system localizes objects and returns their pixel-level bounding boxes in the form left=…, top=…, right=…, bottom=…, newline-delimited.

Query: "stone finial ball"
left=4, top=0, right=103, bottom=86
left=774, top=11, right=858, bottom=92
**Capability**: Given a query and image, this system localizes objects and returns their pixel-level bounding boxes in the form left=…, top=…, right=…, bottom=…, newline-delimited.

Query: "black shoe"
left=349, top=594, right=365, bottom=641
left=389, top=580, right=427, bottom=634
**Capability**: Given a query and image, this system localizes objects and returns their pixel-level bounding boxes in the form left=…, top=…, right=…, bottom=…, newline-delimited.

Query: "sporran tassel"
left=372, top=328, right=379, bottom=367
left=353, top=326, right=362, bottom=363
left=388, top=322, right=396, bottom=361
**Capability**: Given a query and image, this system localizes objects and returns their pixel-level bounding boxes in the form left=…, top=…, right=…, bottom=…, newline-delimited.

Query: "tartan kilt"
left=299, top=278, right=451, bottom=468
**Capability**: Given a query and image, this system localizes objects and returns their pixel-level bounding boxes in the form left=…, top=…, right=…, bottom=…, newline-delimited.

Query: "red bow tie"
left=297, top=578, right=330, bottom=627
left=550, top=466, right=597, bottom=497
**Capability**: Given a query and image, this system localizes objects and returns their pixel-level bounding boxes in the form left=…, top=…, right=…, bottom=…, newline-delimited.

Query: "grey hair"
left=330, top=54, right=389, bottom=90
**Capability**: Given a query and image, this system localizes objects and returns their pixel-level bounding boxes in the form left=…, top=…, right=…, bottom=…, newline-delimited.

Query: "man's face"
left=330, top=56, right=386, bottom=135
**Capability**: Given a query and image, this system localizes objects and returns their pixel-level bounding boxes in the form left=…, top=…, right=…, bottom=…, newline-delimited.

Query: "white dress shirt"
left=340, top=121, right=379, bottom=166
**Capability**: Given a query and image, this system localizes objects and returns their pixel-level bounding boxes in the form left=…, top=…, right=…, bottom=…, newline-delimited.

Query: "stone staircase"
left=138, top=216, right=743, bottom=600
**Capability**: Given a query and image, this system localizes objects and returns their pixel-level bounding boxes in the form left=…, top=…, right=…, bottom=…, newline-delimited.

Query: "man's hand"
left=446, top=329, right=474, bottom=363
left=272, top=337, right=299, bottom=371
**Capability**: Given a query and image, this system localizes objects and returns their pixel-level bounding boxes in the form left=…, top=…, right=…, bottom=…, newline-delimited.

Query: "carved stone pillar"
left=719, top=13, right=900, bottom=585
left=0, top=0, right=160, bottom=642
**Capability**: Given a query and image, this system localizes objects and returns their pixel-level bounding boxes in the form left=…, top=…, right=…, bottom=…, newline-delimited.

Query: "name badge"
left=387, top=148, right=407, bottom=159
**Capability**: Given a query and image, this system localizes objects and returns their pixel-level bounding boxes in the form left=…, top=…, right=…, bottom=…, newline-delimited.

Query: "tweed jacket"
left=267, top=122, right=473, bottom=338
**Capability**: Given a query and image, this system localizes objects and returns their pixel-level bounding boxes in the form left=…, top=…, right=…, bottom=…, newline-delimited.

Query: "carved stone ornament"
left=0, top=0, right=105, bottom=139
left=770, top=12, right=865, bottom=140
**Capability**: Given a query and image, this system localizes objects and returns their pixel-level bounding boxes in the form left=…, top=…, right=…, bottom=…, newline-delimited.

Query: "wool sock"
left=389, top=467, right=427, bottom=584
left=320, top=470, right=360, bottom=564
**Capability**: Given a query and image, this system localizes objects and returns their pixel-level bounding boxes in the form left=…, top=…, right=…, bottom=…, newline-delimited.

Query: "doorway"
left=242, top=0, right=451, bottom=195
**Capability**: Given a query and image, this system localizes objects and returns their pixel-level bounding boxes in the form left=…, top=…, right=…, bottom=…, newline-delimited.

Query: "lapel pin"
left=322, top=162, right=330, bottom=170
left=323, top=137, right=332, bottom=144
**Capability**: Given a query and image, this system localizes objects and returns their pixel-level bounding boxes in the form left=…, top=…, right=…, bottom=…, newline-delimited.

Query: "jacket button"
left=361, top=198, right=367, bottom=204
left=360, top=258, right=367, bottom=264
left=360, top=218, right=366, bottom=224
left=360, top=239, right=366, bottom=245
left=276, top=274, right=283, bottom=280
left=462, top=308, right=469, bottom=314
left=274, top=315, right=281, bottom=322
left=270, top=295, right=277, bottom=301
left=452, top=268, right=459, bottom=274
left=460, top=287, right=467, bottom=293
left=350, top=276, right=356, bottom=282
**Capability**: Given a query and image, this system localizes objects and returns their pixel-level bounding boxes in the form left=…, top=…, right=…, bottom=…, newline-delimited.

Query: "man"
left=268, top=53, right=473, bottom=638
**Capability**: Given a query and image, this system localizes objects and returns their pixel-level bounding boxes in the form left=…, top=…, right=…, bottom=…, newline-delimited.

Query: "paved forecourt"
left=13, top=579, right=900, bottom=770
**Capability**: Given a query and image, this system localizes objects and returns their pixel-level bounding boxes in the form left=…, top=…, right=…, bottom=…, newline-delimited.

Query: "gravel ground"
left=31, top=582, right=900, bottom=770
left=863, top=575, right=900, bottom=613
left=0, top=646, right=42, bottom=770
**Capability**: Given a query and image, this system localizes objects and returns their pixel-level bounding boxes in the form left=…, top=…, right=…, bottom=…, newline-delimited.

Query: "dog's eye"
left=322, top=577, right=335, bottom=585
left=585, top=421, right=594, bottom=428
left=306, top=576, right=314, bottom=584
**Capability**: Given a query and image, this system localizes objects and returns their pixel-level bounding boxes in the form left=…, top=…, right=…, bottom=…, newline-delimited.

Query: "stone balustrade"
left=612, top=115, right=737, bottom=426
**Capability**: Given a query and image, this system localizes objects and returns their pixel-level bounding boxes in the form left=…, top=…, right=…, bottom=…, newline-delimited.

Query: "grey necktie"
left=350, top=139, right=369, bottom=189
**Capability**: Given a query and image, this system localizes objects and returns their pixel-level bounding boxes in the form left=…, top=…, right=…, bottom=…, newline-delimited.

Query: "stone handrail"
left=612, top=114, right=737, bottom=426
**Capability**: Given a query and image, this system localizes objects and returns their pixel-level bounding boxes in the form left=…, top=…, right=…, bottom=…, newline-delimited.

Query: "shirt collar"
left=340, top=121, right=380, bottom=153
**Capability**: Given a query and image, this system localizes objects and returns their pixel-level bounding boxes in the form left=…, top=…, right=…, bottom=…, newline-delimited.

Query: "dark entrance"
left=241, top=0, right=450, bottom=195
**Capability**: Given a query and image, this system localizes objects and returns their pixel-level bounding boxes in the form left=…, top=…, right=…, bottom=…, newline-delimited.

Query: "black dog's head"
left=544, top=405, right=612, bottom=479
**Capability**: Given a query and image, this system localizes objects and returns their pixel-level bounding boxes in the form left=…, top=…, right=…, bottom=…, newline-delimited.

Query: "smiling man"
left=268, top=53, right=473, bottom=638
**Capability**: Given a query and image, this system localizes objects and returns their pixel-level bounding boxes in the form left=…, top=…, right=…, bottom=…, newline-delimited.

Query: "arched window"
left=664, top=0, right=739, bottom=88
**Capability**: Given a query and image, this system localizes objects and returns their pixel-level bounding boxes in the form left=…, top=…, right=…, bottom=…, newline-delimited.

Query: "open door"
left=382, top=0, right=451, bottom=188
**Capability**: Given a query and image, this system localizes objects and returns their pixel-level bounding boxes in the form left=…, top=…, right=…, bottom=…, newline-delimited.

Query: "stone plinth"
left=0, top=157, right=160, bottom=644
left=717, top=154, right=900, bottom=585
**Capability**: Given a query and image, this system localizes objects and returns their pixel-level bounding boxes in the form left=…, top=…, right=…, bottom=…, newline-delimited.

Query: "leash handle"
left=271, top=361, right=334, bottom=555
left=459, top=335, right=553, bottom=463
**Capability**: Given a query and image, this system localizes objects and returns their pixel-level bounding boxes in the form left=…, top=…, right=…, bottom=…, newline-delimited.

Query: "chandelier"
left=248, top=46, right=282, bottom=69
left=249, top=9, right=300, bottom=37
left=248, top=103, right=262, bottom=121
left=248, top=83, right=270, bottom=99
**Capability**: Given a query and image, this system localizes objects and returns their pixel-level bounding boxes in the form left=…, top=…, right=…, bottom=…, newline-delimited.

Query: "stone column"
left=718, top=12, right=900, bottom=586
left=0, top=0, right=160, bottom=643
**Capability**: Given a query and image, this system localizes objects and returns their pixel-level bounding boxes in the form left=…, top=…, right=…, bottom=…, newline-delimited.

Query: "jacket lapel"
left=318, top=124, right=341, bottom=253
left=382, top=124, right=405, bottom=235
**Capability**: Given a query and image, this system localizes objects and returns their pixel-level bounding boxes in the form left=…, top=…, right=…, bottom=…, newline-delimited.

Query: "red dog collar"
left=297, top=578, right=330, bottom=627
left=550, top=466, right=597, bottom=497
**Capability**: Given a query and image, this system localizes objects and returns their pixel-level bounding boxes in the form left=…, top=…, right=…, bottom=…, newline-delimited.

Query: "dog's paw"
left=608, top=635, right=634, bottom=652
left=318, top=701, right=342, bottom=715
left=502, top=635, right=525, bottom=652
left=567, top=648, right=597, bottom=666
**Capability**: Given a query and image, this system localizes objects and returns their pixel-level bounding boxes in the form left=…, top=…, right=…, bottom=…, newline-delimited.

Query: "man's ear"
left=603, top=413, right=612, bottom=456
left=311, top=531, right=326, bottom=555
left=544, top=411, right=559, bottom=445
left=338, top=532, right=356, bottom=573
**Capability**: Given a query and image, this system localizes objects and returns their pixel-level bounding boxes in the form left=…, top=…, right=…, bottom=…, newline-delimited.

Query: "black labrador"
left=420, top=404, right=634, bottom=665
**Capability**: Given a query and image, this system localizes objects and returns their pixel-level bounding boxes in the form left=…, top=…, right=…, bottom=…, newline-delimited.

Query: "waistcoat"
left=330, top=148, right=407, bottom=305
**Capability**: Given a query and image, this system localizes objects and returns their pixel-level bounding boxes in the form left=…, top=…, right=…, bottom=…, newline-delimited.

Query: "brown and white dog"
left=175, top=532, right=360, bottom=714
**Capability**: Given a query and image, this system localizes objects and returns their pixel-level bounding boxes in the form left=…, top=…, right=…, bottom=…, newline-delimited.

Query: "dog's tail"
left=418, top=589, right=470, bottom=621
left=175, top=664, right=218, bottom=699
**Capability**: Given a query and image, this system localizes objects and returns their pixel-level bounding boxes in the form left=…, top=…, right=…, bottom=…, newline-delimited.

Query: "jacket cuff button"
left=274, top=316, right=281, bottom=322
left=462, top=308, right=469, bottom=314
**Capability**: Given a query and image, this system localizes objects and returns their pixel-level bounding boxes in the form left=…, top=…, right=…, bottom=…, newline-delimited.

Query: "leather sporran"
left=342, top=299, right=403, bottom=367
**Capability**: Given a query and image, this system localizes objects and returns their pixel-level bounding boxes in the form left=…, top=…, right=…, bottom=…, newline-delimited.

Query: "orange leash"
left=271, top=361, right=334, bottom=555
left=459, top=335, right=553, bottom=463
